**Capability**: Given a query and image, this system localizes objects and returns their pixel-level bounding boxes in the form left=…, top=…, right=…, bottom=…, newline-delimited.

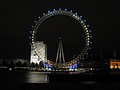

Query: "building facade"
left=30, top=41, right=47, bottom=64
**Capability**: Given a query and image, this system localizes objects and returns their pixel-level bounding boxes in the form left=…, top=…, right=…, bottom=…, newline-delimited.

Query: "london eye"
left=29, top=8, right=92, bottom=68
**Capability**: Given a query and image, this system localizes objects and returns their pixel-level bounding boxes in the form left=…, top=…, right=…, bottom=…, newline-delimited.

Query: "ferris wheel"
left=29, top=8, right=92, bottom=66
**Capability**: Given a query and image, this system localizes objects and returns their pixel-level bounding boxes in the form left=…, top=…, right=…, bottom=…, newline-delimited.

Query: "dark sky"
left=36, top=15, right=86, bottom=62
left=0, top=0, right=119, bottom=61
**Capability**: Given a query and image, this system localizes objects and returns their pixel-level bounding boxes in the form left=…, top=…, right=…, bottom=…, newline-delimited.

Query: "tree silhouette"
left=2, top=60, right=8, bottom=67
left=16, top=61, right=22, bottom=67
left=23, top=62, right=27, bottom=67
left=30, top=62, right=36, bottom=68
left=35, top=63, right=39, bottom=69
left=39, top=61, right=44, bottom=69
left=8, top=62, right=15, bottom=70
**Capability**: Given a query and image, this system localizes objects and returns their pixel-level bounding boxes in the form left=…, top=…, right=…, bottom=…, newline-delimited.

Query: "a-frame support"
left=55, top=37, right=65, bottom=65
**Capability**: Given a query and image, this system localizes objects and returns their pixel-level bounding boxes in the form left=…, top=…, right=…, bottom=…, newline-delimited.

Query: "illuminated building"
left=110, top=59, right=120, bottom=69
left=30, top=41, right=47, bottom=64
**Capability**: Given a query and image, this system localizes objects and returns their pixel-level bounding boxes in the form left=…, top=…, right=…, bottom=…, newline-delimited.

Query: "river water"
left=0, top=71, right=120, bottom=90
left=0, top=71, right=49, bottom=84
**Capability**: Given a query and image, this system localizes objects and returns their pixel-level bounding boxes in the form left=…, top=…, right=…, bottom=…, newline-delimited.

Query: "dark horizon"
left=0, top=0, right=119, bottom=61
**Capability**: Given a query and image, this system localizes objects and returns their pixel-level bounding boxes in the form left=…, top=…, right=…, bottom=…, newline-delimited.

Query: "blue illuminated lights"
left=30, top=31, right=32, bottom=33
left=29, top=37, right=31, bottom=39
left=80, top=16, right=82, bottom=18
left=83, top=20, right=86, bottom=22
left=89, top=47, right=91, bottom=50
left=89, top=30, right=92, bottom=32
left=87, top=25, right=89, bottom=27
left=69, top=64, right=77, bottom=69
left=30, top=8, right=92, bottom=68
left=90, top=42, right=92, bottom=44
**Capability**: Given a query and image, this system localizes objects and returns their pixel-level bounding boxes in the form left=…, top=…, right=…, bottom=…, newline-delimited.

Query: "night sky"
left=0, top=0, right=119, bottom=61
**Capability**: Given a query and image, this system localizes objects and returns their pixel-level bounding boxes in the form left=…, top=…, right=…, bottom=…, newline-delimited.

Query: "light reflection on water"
left=25, top=72, right=49, bottom=83
left=0, top=71, right=49, bottom=84
left=1, top=71, right=116, bottom=84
